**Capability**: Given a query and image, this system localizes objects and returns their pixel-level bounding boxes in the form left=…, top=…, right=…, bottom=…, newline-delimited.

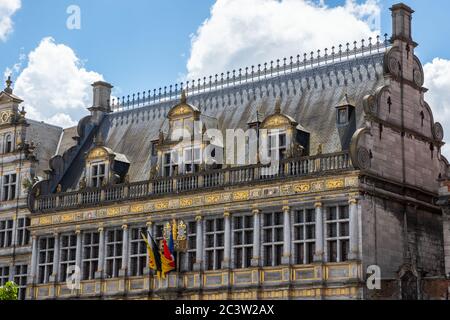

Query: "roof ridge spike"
left=111, top=35, right=391, bottom=113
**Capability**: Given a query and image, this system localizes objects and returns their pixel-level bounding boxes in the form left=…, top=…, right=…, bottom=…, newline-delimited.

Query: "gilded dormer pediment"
left=167, top=90, right=200, bottom=120
left=261, top=99, right=298, bottom=130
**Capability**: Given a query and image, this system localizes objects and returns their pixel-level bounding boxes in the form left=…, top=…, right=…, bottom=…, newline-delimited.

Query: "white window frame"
left=0, top=265, right=9, bottom=286
left=13, top=264, right=28, bottom=300
left=262, top=211, right=284, bottom=267
left=162, top=151, right=179, bottom=177
left=0, top=219, right=13, bottom=248
left=185, top=221, right=197, bottom=272
left=105, top=229, right=123, bottom=279
left=183, top=146, right=201, bottom=174
left=129, top=226, right=147, bottom=277
left=204, top=218, right=225, bottom=271
left=325, top=205, right=350, bottom=263
left=293, top=209, right=316, bottom=265
left=2, top=173, right=17, bottom=201
left=38, top=236, right=55, bottom=284
left=232, top=214, right=253, bottom=269
left=82, top=231, right=100, bottom=281
left=268, top=130, right=287, bottom=161
left=91, top=163, right=106, bottom=188
left=59, top=234, right=77, bottom=283
left=16, top=217, right=30, bottom=247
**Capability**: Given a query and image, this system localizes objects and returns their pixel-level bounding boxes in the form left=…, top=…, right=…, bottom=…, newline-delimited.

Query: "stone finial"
left=5, top=75, right=13, bottom=94
left=94, top=132, right=104, bottom=146
left=275, top=98, right=282, bottom=114
left=180, top=89, right=187, bottom=104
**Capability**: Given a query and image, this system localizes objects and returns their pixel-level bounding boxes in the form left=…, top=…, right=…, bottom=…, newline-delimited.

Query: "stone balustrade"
left=34, top=152, right=352, bottom=213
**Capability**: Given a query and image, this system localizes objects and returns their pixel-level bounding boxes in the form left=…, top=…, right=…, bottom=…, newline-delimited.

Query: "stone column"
left=222, top=211, right=232, bottom=269
left=193, top=215, right=203, bottom=272
left=51, top=233, right=60, bottom=282
left=282, top=206, right=291, bottom=265
left=95, top=227, right=105, bottom=279
left=119, top=225, right=129, bottom=277
left=11, top=217, right=17, bottom=247
left=349, top=198, right=360, bottom=260
left=28, top=235, right=38, bottom=285
left=314, top=200, right=324, bottom=263
left=144, top=222, right=152, bottom=275
left=75, top=230, right=82, bottom=273
left=251, top=209, right=261, bottom=267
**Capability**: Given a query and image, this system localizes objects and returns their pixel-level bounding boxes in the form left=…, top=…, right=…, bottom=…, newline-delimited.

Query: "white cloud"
left=186, top=0, right=380, bottom=80
left=0, top=0, right=21, bottom=41
left=12, top=37, right=104, bottom=128
left=424, top=58, right=450, bottom=159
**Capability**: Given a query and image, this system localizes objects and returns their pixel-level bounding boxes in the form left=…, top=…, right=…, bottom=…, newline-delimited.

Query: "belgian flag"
left=141, top=232, right=162, bottom=277
left=161, top=238, right=176, bottom=278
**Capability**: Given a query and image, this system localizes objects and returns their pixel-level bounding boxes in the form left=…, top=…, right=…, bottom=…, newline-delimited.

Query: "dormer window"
left=337, top=108, right=349, bottom=126
left=335, top=94, right=355, bottom=127
left=163, top=151, right=178, bottom=177
left=184, top=147, right=201, bottom=174
left=91, top=163, right=106, bottom=188
left=85, top=143, right=130, bottom=189
left=260, top=99, right=308, bottom=161
left=268, top=131, right=287, bottom=161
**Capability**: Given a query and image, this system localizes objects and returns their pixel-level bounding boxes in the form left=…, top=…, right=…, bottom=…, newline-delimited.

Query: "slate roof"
left=25, top=119, right=63, bottom=178
left=58, top=50, right=387, bottom=191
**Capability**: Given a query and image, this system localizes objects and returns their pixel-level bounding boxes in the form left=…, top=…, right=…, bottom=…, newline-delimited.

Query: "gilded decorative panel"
left=326, top=179, right=345, bottom=189
left=311, top=181, right=324, bottom=191
left=293, top=183, right=311, bottom=193
left=131, top=204, right=144, bottom=213
left=107, top=207, right=120, bottom=217
left=233, top=191, right=250, bottom=201
left=155, top=201, right=169, bottom=210
left=180, top=198, right=193, bottom=207
left=61, top=214, right=74, bottom=223
left=205, top=194, right=221, bottom=204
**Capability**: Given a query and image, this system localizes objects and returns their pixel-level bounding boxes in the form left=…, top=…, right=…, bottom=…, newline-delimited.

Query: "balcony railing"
left=34, top=152, right=352, bottom=213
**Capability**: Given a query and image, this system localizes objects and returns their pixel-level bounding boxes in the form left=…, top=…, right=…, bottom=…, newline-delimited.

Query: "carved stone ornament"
left=432, top=122, right=444, bottom=142
left=413, top=57, right=424, bottom=87
left=356, top=147, right=371, bottom=170
left=79, top=176, right=87, bottom=190
left=149, top=165, right=159, bottom=179
left=363, top=94, right=377, bottom=114
left=413, top=69, right=423, bottom=87
left=385, top=48, right=402, bottom=78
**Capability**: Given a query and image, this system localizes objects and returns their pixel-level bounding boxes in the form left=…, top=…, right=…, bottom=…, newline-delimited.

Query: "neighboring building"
left=23, top=3, right=449, bottom=300
left=0, top=77, right=63, bottom=299
left=437, top=180, right=450, bottom=283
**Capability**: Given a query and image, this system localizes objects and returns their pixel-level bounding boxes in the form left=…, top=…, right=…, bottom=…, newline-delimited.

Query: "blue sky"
left=1, top=0, right=448, bottom=95
left=0, top=0, right=449, bottom=143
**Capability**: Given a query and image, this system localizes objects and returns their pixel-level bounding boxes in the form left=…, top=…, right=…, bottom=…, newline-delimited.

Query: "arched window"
left=5, top=135, right=12, bottom=153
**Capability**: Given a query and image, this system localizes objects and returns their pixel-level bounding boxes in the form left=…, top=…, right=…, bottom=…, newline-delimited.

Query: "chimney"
left=91, top=81, right=113, bottom=112
left=390, top=3, right=416, bottom=46
left=88, top=81, right=113, bottom=125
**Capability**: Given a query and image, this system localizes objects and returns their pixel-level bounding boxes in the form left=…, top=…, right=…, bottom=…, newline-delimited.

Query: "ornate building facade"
left=11, top=3, right=450, bottom=300
left=0, top=78, right=62, bottom=299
